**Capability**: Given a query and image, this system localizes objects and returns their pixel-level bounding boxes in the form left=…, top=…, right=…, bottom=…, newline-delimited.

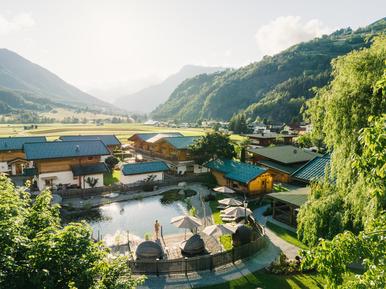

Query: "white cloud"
left=255, top=16, right=331, bottom=56
left=0, top=13, right=35, bottom=35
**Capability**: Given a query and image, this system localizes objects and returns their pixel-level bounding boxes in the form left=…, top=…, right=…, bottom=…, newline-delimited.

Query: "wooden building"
left=248, top=145, right=320, bottom=183
left=24, top=140, right=109, bottom=191
left=205, top=159, right=273, bottom=195
left=128, top=133, right=207, bottom=175
left=245, top=132, right=295, bottom=147
left=0, top=136, right=46, bottom=176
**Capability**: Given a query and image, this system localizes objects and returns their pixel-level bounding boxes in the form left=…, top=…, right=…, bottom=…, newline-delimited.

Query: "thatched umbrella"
left=218, top=198, right=242, bottom=207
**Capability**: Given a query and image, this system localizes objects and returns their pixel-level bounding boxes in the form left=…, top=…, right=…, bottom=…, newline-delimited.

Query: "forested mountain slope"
left=151, top=18, right=386, bottom=123
left=0, top=49, right=113, bottom=111
left=115, top=65, right=224, bottom=113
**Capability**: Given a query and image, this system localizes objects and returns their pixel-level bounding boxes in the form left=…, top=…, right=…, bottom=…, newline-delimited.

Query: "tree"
left=189, top=132, right=236, bottom=165
left=301, top=115, right=386, bottom=288
left=0, top=175, right=144, bottom=289
left=105, top=156, right=119, bottom=171
left=85, top=176, right=98, bottom=188
left=298, top=37, right=386, bottom=245
left=229, top=113, right=249, bottom=134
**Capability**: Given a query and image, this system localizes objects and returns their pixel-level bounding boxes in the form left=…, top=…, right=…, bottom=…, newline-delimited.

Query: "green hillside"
left=151, top=18, right=386, bottom=123
left=0, top=49, right=114, bottom=111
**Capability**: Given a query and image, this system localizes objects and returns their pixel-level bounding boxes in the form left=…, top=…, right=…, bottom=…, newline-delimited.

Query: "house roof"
left=291, top=154, right=331, bottom=183
left=146, top=133, right=184, bottom=143
left=71, top=163, right=108, bottom=176
left=0, top=136, right=46, bottom=151
left=205, top=159, right=267, bottom=184
left=245, top=133, right=294, bottom=139
left=257, top=159, right=303, bottom=175
left=128, top=132, right=183, bottom=142
left=24, top=140, right=110, bottom=160
left=267, top=187, right=310, bottom=207
left=162, top=136, right=201, bottom=149
left=248, top=145, right=320, bottom=164
left=59, top=135, right=121, bottom=146
left=121, top=161, right=169, bottom=176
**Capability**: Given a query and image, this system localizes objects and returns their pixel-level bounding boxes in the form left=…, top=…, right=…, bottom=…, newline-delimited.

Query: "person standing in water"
left=154, top=220, right=161, bottom=239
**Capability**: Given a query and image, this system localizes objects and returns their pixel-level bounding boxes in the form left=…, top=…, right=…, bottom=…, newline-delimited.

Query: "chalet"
left=59, top=135, right=121, bottom=158
left=0, top=136, right=46, bottom=175
left=248, top=145, right=320, bottom=183
left=121, top=161, right=169, bottom=184
left=291, top=154, right=331, bottom=184
left=267, top=186, right=310, bottom=228
left=128, top=133, right=207, bottom=174
left=205, top=159, right=273, bottom=195
left=24, top=140, right=110, bottom=191
left=245, top=132, right=295, bottom=147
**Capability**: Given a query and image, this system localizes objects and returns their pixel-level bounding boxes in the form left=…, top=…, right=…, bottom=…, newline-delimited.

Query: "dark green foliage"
left=189, top=132, right=236, bottom=164
left=104, top=156, right=119, bottom=170
left=229, top=113, right=250, bottom=134
left=151, top=18, right=386, bottom=123
left=0, top=176, right=143, bottom=289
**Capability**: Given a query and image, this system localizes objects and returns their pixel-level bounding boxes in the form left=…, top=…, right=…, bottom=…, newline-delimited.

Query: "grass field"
left=266, top=221, right=308, bottom=250
left=198, top=270, right=324, bottom=289
left=0, top=123, right=246, bottom=143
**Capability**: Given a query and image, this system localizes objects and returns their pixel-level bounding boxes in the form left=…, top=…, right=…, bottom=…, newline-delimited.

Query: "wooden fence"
left=56, top=173, right=212, bottom=199
left=128, top=234, right=267, bottom=275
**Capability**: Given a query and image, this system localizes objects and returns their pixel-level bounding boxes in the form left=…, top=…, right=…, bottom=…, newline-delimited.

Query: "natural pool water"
left=77, top=189, right=198, bottom=242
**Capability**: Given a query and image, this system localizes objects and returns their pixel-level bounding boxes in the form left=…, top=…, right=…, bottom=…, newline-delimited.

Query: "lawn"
left=0, top=123, right=246, bottom=143
left=208, top=193, right=234, bottom=250
left=198, top=270, right=324, bottom=289
left=266, top=221, right=308, bottom=250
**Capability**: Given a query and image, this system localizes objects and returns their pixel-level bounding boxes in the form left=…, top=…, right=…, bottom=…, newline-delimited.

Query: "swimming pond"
left=66, top=189, right=198, bottom=241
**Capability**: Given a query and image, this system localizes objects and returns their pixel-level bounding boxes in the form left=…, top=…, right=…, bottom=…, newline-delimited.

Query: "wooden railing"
left=128, top=229, right=267, bottom=275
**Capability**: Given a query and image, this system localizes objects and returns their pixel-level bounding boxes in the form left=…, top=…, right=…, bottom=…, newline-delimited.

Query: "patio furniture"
left=232, top=225, right=253, bottom=246
left=135, top=240, right=163, bottom=260
left=179, top=234, right=206, bottom=256
left=202, top=224, right=237, bottom=238
left=170, top=215, right=202, bottom=240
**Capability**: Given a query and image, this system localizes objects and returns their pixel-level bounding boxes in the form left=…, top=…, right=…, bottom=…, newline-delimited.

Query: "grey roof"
left=24, top=140, right=110, bottom=160
left=291, top=154, right=331, bottom=183
left=71, top=163, right=108, bottom=176
left=0, top=136, right=46, bottom=151
left=257, top=159, right=303, bottom=175
left=122, top=161, right=169, bottom=175
left=146, top=133, right=183, bottom=143
left=162, top=136, right=201, bottom=149
left=267, top=187, right=310, bottom=207
left=248, top=145, right=320, bottom=164
left=128, top=132, right=183, bottom=142
left=60, top=135, right=121, bottom=146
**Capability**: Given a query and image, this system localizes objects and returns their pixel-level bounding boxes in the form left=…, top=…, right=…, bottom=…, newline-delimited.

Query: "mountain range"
left=0, top=49, right=114, bottom=113
left=114, top=65, right=225, bottom=113
left=151, top=18, right=386, bottom=123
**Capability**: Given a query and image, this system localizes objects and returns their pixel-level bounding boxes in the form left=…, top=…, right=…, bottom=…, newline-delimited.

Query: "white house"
left=120, top=161, right=169, bottom=184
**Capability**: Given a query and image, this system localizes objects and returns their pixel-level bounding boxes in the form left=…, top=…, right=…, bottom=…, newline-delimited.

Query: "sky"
left=0, top=0, right=384, bottom=101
